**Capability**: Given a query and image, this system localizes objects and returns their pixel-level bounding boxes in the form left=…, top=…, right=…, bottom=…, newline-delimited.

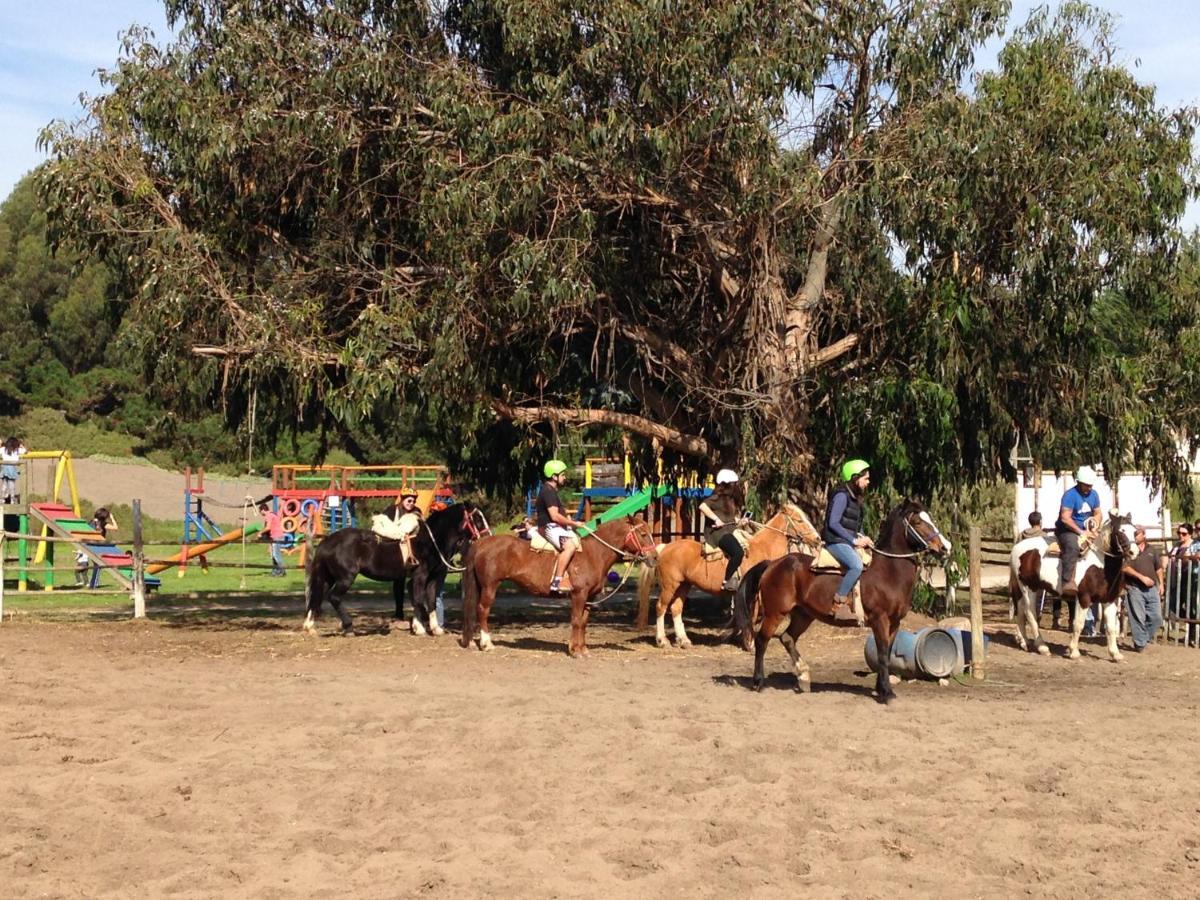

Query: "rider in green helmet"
left=822, top=459, right=875, bottom=624
left=536, top=459, right=583, bottom=593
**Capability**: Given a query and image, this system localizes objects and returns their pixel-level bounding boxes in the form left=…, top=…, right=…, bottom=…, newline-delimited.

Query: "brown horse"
left=636, top=503, right=819, bottom=649
left=459, top=516, right=658, bottom=657
left=733, top=499, right=950, bottom=703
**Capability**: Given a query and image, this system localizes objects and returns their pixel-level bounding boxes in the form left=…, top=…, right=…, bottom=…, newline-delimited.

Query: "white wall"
left=1014, top=471, right=1168, bottom=541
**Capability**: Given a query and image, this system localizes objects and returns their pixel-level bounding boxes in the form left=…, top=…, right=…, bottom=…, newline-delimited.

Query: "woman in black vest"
left=699, top=469, right=746, bottom=590
left=822, top=459, right=874, bottom=620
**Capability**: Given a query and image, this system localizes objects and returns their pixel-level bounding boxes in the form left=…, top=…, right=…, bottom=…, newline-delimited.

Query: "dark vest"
left=822, top=485, right=863, bottom=545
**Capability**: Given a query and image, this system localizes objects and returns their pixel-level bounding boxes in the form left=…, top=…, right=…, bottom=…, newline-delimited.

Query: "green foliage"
left=26, top=0, right=1200, bottom=506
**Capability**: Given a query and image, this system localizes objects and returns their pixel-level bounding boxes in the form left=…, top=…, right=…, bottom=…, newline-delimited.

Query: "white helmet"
left=1075, top=465, right=1098, bottom=485
left=715, top=468, right=739, bottom=485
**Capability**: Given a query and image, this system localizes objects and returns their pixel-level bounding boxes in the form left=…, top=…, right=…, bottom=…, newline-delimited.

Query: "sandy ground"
left=3, top=591, right=1200, bottom=899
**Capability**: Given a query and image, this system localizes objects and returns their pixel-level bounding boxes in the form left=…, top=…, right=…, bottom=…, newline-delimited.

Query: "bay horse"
left=1010, top=512, right=1135, bottom=661
left=732, top=499, right=950, bottom=703
left=636, top=503, right=819, bottom=649
left=303, top=503, right=487, bottom=635
left=459, top=515, right=658, bottom=657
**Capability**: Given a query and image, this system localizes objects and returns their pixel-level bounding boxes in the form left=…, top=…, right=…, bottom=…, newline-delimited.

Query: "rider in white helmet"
left=699, top=468, right=747, bottom=591
left=1055, top=465, right=1103, bottom=603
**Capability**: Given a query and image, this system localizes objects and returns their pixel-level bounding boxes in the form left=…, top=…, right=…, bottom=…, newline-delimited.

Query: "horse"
left=1010, top=512, right=1135, bottom=661
left=459, top=516, right=658, bottom=657
left=303, top=503, right=487, bottom=635
left=732, top=499, right=950, bottom=703
left=636, top=503, right=820, bottom=649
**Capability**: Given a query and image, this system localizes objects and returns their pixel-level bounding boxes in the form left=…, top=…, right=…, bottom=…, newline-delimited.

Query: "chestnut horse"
left=459, top=516, right=658, bottom=657
left=1010, top=512, right=1135, bottom=661
left=636, top=503, right=819, bottom=649
left=733, top=499, right=950, bottom=703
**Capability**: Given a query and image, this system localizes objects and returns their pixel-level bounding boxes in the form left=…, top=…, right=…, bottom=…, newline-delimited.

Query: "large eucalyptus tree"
left=40, top=0, right=1199, bottom=498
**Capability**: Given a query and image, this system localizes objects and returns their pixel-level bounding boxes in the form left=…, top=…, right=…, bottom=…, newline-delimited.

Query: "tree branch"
left=492, top=400, right=713, bottom=458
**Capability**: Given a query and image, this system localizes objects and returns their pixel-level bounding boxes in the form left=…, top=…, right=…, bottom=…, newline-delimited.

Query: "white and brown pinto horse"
left=1009, top=512, right=1136, bottom=661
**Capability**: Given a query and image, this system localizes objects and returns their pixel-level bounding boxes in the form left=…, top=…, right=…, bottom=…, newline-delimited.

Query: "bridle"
left=420, top=505, right=492, bottom=573
left=587, top=520, right=657, bottom=560
left=872, top=511, right=949, bottom=560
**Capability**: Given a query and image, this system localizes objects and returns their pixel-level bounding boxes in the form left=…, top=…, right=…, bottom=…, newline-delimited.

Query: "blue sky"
left=2, top=1, right=1198, bottom=225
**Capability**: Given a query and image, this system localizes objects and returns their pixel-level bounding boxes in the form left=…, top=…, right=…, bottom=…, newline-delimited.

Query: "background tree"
left=38, top=0, right=1199, bottom=502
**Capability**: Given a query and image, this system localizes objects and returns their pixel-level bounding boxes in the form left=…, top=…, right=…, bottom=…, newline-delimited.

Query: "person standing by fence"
left=258, top=501, right=286, bottom=577
left=1167, top=524, right=1198, bottom=646
left=1122, top=526, right=1163, bottom=651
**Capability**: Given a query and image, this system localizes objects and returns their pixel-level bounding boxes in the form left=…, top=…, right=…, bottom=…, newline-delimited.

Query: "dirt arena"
left=4, top=594, right=1200, bottom=898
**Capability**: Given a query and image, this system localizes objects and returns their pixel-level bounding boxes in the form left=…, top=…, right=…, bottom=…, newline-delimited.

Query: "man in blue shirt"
left=1055, top=465, right=1103, bottom=597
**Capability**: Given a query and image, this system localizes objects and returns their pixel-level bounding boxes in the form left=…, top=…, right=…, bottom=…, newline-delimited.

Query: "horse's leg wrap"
left=1104, top=602, right=1123, bottom=661
left=1066, top=602, right=1086, bottom=659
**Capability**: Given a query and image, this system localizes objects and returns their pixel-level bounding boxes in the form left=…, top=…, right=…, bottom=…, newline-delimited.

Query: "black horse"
left=302, top=503, right=487, bottom=635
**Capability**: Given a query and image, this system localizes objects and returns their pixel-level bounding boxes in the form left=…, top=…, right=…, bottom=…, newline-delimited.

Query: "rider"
left=698, top=469, right=747, bottom=591
left=822, top=459, right=875, bottom=622
left=391, top=489, right=423, bottom=537
left=537, top=459, right=584, bottom=593
left=1055, top=465, right=1102, bottom=597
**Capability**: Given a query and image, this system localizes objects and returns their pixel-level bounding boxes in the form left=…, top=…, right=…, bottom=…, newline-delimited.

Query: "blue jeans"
left=825, top=542, right=864, bottom=597
left=1126, top=583, right=1163, bottom=648
left=435, top=587, right=446, bottom=629
left=269, top=541, right=283, bottom=570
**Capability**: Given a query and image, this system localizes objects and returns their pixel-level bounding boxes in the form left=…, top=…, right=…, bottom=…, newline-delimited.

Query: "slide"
left=27, top=503, right=161, bottom=590
left=147, top=522, right=263, bottom=574
left=578, top=487, right=655, bottom=537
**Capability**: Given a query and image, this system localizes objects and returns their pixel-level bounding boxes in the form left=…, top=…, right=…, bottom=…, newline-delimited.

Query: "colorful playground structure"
left=529, top=455, right=714, bottom=543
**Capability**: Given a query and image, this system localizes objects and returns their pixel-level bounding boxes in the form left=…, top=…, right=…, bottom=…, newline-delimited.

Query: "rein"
left=420, top=518, right=467, bottom=573
left=745, top=513, right=813, bottom=549
left=419, top=507, right=491, bottom=573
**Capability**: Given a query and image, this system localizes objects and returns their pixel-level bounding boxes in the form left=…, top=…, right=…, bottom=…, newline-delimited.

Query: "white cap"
left=1075, top=465, right=1098, bottom=485
left=715, top=468, right=739, bottom=484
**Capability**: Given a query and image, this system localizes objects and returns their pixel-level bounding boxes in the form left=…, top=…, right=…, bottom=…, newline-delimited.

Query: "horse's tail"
left=302, top=535, right=321, bottom=628
left=458, top=542, right=478, bottom=648
left=733, top=560, right=770, bottom=652
left=635, top=557, right=660, bottom=629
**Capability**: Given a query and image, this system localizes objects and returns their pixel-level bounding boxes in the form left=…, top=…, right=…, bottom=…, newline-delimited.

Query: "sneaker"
left=549, top=577, right=562, bottom=593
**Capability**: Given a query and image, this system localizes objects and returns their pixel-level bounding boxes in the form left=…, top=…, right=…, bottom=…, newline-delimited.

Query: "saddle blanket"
left=811, top=544, right=873, bottom=572
left=701, top=528, right=752, bottom=561
left=527, top=531, right=582, bottom=554
left=370, top=513, right=419, bottom=567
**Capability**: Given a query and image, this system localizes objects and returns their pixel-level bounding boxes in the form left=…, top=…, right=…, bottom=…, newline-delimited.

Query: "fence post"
left=131, top=500, right=146, bottom=619
left=0, top=534, right=6, bottom=625
left=969, top=525, right=985, bottom=680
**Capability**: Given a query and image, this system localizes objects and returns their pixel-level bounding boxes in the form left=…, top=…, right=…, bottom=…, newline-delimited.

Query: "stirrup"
left=832, top=592, right=865, bottom=626
left=721, top=573, right=742, bottom=592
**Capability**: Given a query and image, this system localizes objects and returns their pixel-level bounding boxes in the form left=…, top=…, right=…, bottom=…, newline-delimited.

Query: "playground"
left=4, top=597, right=1199, bottom=898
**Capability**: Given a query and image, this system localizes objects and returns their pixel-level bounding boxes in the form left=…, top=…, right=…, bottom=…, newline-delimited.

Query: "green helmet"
left=543, top=459, right=568, bottom=479
left=841, top=459, right=870, bottom=482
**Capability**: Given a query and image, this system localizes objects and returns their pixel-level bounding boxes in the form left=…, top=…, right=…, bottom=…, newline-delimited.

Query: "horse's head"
left=777, top=502, right=821, bottom=550
left=1104, top=510, right=1137, bottom=561
left=885, top=500, right=952, bottom=560
left=595, top=515, right=659, bottom=565
left=460, top=503, right=491, bottom=541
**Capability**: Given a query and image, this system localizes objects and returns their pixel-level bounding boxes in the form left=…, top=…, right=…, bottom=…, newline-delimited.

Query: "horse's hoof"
left=655, top=636, right=669, bottom=649
left=1037, top=645, right=1051, bottom=656
left=479, top=641, right=494, bottom=652
left=752, top=679, right=764, bottom=692
left=410, top=620, right=427, bottom=636
left=1066, top=648, right=1080, bottom=660
left=677, top=638, right=692, bottom=650
left=569, top=647, right=590, bottom=659
left=1110, top=651, right=1124, bottom=662
left=795, top=675, right=811, bottom=694
left=430, top=625, right=445, bottom=637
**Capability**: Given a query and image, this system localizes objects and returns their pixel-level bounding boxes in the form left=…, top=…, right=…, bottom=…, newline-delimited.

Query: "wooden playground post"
left=131, top=500, right=146, bottom=619
left=17, top=512, right=27, bottom=591
left=969, top=525, right=985, bottom=680
left=0, top=534, right=5, bottom=624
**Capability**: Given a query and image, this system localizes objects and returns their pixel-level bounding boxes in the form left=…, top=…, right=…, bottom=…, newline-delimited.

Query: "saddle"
left=526, top=531, right=581, bottom=554
left=370, top=513, right=418, bottom=567
left=810, top=544, right=873, bottom=572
